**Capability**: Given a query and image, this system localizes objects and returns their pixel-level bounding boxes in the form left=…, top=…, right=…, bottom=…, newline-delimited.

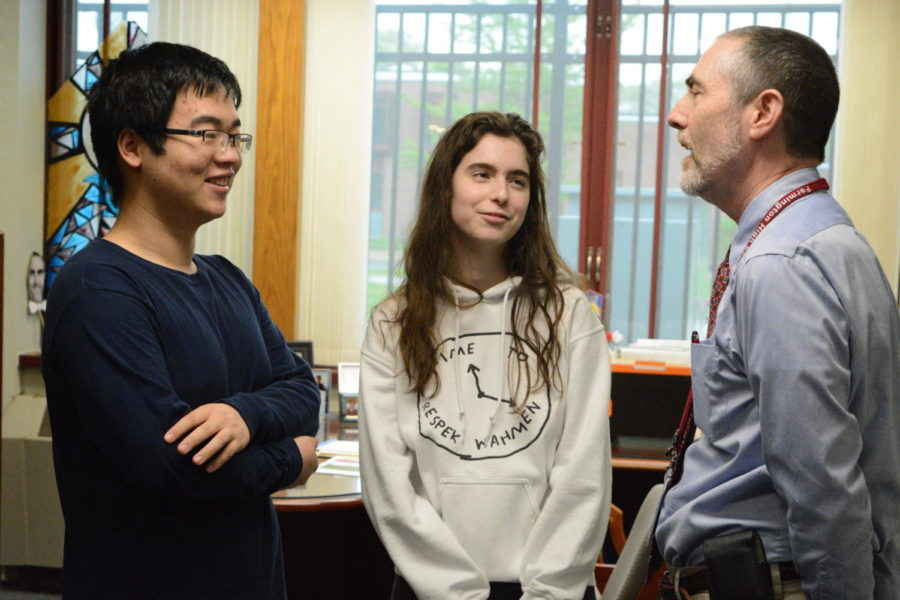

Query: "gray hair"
left=719, top=26, right=839, bottom=162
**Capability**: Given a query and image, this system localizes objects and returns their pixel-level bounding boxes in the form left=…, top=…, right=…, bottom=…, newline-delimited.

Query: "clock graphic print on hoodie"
left=418, top=330, right=552, bottom=460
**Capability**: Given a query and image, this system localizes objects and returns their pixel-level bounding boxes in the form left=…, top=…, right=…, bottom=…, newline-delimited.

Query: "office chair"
left=600, top=483, right=665, bottom=600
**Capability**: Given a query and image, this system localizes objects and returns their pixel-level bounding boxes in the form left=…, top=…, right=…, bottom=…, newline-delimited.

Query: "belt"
left=659, top=562, right=798, bottom=599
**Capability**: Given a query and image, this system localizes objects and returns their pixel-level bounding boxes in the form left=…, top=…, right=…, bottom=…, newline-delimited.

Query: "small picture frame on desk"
left=311, top=368, right=332, bottom=437
left=311, top=368, right=332, bottom=407
left=340, top=395, right=359, bottom=422
left=287, top=340, right=314, bottom=366
left=338, top=362, right=360, bottom=423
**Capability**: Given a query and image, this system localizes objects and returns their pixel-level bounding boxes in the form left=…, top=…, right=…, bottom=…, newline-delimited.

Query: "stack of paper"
left=619, top=338, right=691, bottom=366
left=317, top=439, right=359, bottom=458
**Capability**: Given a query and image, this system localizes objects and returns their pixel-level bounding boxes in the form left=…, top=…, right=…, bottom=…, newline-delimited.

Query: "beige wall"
left=835, top=0, right=900, bottom=297
left=0, top=0, right=46, bottom=411
left=151, top=0, right=260, bottom=275
left=296, top=0, right=374, bottom=364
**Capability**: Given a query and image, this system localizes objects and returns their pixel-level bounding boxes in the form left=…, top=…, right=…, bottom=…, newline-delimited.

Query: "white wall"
left=296, top=0, right=375, bottom=365
left=0, top=0, right=46, bottom=411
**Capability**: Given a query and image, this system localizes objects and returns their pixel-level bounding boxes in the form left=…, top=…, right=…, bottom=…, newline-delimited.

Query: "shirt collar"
left=730, top=167, right=822, bottom=263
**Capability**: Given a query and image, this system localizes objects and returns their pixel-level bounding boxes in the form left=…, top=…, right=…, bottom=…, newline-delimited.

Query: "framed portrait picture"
left=311, top=367, right=332, bottom=415
left=287, top=340, right=314, bottom=366
left=340, top=396, right=359, bottom=423
left=337, top=362, right=360, bottom=422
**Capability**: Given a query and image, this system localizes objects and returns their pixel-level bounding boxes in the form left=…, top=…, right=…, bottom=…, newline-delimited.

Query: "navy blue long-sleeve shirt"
left=42, top=239, right=320, bottom=599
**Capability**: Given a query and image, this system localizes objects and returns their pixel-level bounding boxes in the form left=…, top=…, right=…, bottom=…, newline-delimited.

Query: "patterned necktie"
left=705, top=248, right=731, bottom=339
left=666, top=246, right=731, bottom=489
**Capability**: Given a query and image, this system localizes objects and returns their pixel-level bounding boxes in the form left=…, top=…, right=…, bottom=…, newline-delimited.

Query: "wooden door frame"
left=253, top=0, right=306, bottom=337
left=579, top=0, right=619, bottom=316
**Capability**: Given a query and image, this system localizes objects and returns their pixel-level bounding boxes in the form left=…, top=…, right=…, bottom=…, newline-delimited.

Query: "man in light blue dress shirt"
left=655, top=26, right=899, bottom=600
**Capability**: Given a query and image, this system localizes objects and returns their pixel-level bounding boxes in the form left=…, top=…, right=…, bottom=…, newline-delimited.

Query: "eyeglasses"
left=162, top=128, right=253, bottom=155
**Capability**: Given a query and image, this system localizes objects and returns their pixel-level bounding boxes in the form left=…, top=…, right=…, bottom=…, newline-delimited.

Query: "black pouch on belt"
left=702, top=529, right=774, bottom=600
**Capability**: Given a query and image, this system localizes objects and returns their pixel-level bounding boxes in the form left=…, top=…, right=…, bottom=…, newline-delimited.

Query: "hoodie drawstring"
left=485, top=286, right=512, bottom=440
left=453, top=288, right=467, bottom=444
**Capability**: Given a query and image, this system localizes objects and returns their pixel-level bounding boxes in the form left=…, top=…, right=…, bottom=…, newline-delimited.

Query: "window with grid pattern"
left=367, top=0, right=589, bottom=310
left=368, top=0, right=841, bottom=344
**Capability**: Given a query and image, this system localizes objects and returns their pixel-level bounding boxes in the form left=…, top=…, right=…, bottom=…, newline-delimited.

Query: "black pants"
left=391, top=576, right=595, bottom=600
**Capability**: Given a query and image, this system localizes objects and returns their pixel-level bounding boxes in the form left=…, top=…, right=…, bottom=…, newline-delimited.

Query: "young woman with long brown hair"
left=359, top=112, right=611, bottom=600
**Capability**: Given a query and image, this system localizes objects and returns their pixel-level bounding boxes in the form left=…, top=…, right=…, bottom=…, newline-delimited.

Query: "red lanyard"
left=663, top=177, right=829, bottom=490
left=737, top=178, right=829, bottom=263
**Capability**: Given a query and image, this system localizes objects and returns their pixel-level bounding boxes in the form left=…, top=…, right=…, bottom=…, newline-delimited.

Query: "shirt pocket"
left=690, top=341, right=730, bottom=442
left=438, top=477, right=539, bottom=579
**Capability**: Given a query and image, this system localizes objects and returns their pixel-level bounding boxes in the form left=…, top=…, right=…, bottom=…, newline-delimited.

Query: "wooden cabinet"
left=610, top=362, right=689, bottom=530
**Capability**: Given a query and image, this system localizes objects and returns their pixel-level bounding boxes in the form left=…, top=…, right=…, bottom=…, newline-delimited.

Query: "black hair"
left=87, top=42, right=241, bottom=203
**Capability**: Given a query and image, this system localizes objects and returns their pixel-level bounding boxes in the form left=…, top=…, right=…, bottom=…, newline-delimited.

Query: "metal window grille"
left=609, top=2, right=841, bottom=342
left=75, top=1, right=149, bottom=67
left=367, top=1, right=841, bottom=341
left=367, top=1, right=589, bottom=310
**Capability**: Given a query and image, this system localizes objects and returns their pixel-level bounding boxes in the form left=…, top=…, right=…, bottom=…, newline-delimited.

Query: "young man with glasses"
left=42, top=42, right=320, bottom=599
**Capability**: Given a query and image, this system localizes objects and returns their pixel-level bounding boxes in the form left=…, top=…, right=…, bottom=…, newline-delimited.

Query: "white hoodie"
left=359, top=277, right=612, bottom=600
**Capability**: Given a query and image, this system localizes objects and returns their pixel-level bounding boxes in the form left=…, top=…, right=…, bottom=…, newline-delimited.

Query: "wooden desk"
left=612, top=456, right=666, bottom=471
left=273, top=472, right=394, bottom=599
left=272, top=471, right=363, bottom=511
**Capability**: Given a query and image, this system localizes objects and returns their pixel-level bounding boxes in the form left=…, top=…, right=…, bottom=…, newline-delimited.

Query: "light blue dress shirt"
left=656, top=168, right=900, bottom=600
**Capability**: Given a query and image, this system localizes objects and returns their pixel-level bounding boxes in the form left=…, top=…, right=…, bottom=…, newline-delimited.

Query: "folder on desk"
left=317, top=455, right=360, bottom=478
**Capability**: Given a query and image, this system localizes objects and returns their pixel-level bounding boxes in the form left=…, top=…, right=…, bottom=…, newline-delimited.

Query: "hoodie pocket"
left=438, top=477, right=539, bottom=580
